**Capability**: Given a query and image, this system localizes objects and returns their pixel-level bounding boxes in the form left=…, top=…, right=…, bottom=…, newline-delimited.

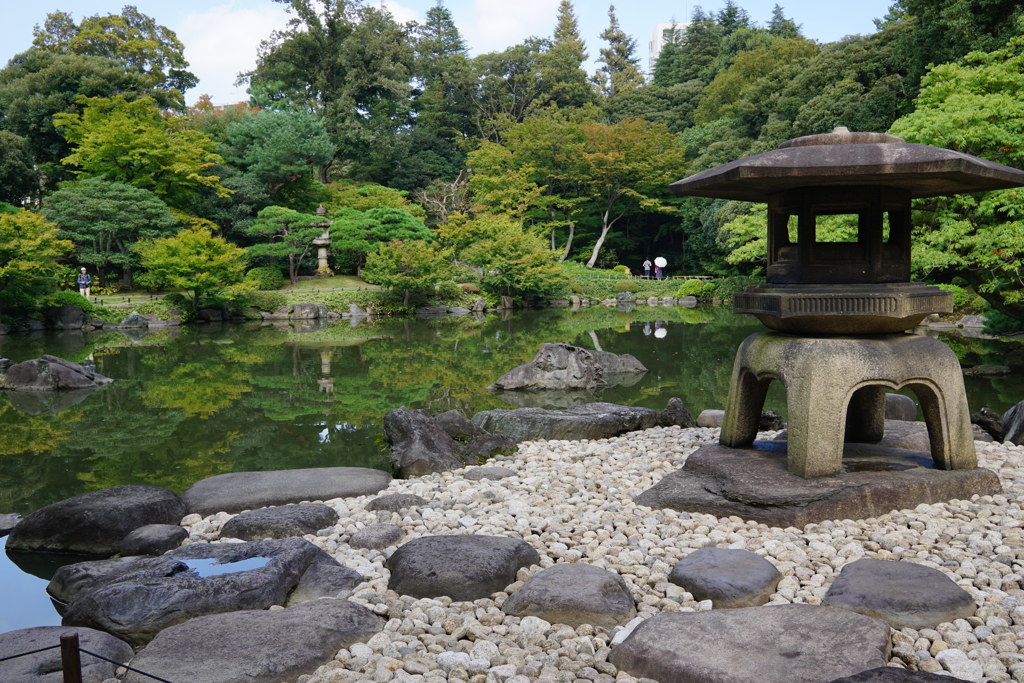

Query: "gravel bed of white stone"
left=183, top=427, right=1024, bottom=683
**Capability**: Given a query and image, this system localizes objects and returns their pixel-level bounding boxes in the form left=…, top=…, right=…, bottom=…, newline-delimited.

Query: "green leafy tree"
left=0, top=210, right=73, bottom=313
left=539, top=1, right=595, bottom=109
left=330, top=207, right=432, bottom=271
left=54, top=95, right=228, bottom=211
left=246, top=206, right=325, bottom=284
left=0, top=49, right=160, bottom=185
left=889, top=35, right=1024, bottom=322
left=412, top=4, right=476, bottom=144
left=43, top=177, right=181, bottom=288
left=31, top=6, right=197, bottom=109
left=653, top=8, right=724, bottom=86
left=768, top=4, right=801, bottom=38
left=0, top=131, right=37, bottom=204
left=361, top=239, right=456, bottom=306
left=472, top=39, right=548, bottom=142
left=135, top=227, right=248, bottom=314
left=592, top=5, right=645, bottom=100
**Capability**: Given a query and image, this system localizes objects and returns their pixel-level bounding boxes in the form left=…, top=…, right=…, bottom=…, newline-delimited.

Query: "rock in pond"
left=0, top=626, right=132, bottom=683
left=384, top=406, right=473, bottom=477
left=609, top=604, right=891, bottom=683
left=181, top=466, right=390, bottom=515
left=1, top=354, right=112, bottom=391
left=471, top=402, right=659, bottom=444
left=119, top=524, right=188, bottom=556
left=386, top=535, right=540, bottom=601
left=48, top=537, right=361, bottom=646
left=122, top=598, right=381, bottom=683
left=6, top=485, right=184, bottom=555
left=502, top=563, right=637, bottom=628
left=489, top=343, right=646, bottom=392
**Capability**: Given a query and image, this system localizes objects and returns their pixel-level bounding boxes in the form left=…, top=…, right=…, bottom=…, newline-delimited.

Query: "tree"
left=360, top=239, right=456, bottom=306
left=43, top=178, right=181, bottom=288
left=54, top=95, right=229, bottom=211
left=571, top=119, right=687, bottom=267
left=538, top=1, right=595, bottom=109
left=135, top=227, right=248, bottom=314
left=0, top=209, right=73, bottom=313
left=243, top=0, right=414, bottom=182
left=246, top=206, right=325, bottom=284
left=330, top=207, right=432, bottom=271
left=889, top=35, right=1024, bottom=322
left=592, top=5, right=645, bottom=100
left=31, top=6, right=197, bottom=109
left=472, top=39, right=548, bottom=142
left=0, top=132, right=37, bottom=204
left=768, top=4, right=801, bottom=39
left=0, top=49, right=160, bottom=185
left=223, top=109, right=335, bottom=209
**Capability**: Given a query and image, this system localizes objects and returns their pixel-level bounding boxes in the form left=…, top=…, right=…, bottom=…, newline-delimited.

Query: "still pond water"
left=2, top=306, right=1023, bottom=631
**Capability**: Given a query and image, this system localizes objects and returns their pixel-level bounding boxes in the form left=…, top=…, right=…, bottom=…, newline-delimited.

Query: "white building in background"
left=647, top=22, right=687, bottom=76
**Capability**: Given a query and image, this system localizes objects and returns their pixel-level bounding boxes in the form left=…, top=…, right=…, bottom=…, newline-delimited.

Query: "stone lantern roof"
left=670, top=127, right=1024, bottom=201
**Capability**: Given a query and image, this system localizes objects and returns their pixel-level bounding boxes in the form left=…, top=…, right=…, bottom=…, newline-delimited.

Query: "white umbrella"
left=654, top=257, right=667, bottom=267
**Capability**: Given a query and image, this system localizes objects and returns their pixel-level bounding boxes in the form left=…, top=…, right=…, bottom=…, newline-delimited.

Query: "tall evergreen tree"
left=768, top=4, right=801, bottom=38
left=652, top=23, right=688, bottom=87
left=592, top=5, right=645, bottom=99
left=538, top=1, right=595, bottom=109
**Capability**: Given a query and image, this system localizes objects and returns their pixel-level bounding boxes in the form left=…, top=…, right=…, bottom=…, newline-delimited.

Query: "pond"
left=1, top=305, right=1022, bottom=632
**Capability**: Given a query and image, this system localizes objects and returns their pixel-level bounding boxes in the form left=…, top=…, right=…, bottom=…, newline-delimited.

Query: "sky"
left=0, top=0, right=896, bottom=106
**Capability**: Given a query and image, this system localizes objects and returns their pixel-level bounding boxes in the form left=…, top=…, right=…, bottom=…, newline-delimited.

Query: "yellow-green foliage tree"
left=0, top=208, right=73, bottom=313
left=360, top=239, right=456, bottom=307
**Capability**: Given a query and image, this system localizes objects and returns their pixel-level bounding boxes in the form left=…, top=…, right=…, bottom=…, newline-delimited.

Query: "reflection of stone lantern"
left=312, top=205, right=333, bottom=276
left=639, top=128, right=1024, bottom=525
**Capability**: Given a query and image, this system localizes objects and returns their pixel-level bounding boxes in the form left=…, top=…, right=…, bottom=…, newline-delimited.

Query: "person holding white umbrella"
left=654, top=256, right=667, bottom=280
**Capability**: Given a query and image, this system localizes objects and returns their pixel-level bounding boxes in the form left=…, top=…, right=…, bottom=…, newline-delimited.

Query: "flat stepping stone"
left=386, top=535, right=540, bottom=601
left=465, top=466, right=515, bottom=481
left=122, top=598, right=380, bottom=683
left=0, top=626, right=132, bottom=683
left=221, top=503, right=339, bottom=540
left=120, top=524, right=188, bottom=556
left=822, top=558, right=975, bottom=628
left=349, top=523, right=404, bottom=549
left=609, top=604, right=891, bottom=683
left=669, top=547, right=782, bottom=608
left=7, top=485, right=185, bottom=555
left=182, top=467, right=391, bottom=515
left=502, top=563, right=636, bottom=628
left=828, top=666, right=958, bottom=681
left=365, top=494, right=428, bottom=512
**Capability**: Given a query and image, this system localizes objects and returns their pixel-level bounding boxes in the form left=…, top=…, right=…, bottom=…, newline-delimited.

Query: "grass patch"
left=282, top=275, right=374, bottom=291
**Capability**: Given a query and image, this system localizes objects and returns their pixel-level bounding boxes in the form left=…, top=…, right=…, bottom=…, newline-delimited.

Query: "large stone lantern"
left=312, top=205, right=333, bottom=276
left=637, top=128, right=1024, bottom=525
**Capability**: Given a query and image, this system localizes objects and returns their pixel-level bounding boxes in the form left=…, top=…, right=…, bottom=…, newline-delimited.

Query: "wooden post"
left=60, top=633, right=83, bottom=683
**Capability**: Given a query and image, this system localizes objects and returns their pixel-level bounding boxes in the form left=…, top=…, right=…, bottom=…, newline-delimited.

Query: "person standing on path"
left=77, top=267, right=92, bottom=298
left=642, top=258, right=652, bottom=278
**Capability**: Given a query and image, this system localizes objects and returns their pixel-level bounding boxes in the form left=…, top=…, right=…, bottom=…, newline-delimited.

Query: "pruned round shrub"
left=461, top=283, right=482, bottom=294
left=677, top=279, right=716, bottom=298
left=245, top=266, right=285, bottom=291
left=615, top=279, right=637, bottom=293
left=246, top=290, right=288, bottom=312
left=612, top=264, right=630, bottom=275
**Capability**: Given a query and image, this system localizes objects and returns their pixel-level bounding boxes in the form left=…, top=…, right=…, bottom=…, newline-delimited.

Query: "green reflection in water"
left=1, top=307, right=1022, bottom=515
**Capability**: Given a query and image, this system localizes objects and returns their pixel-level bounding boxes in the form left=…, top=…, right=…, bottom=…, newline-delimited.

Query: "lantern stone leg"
left=719, top=332, right=977, bottom=478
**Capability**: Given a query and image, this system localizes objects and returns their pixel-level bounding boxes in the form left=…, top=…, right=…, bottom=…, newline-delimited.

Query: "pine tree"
left=413, top=3, right=475, bottom=140
left=592, top=4, right=645, bottom=100
left=768, top=4, right=801, bottom=38
left=538, top=0, right=595, bottom=109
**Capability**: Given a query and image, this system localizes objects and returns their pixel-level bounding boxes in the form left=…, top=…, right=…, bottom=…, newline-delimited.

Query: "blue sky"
left=0, top=0, right=895, bottom=105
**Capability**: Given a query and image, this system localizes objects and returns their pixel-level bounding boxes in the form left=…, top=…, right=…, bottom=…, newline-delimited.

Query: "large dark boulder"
left=1, top=355, right=112, bottom=391
left=0, top=626, right=132, bottom=683
left=42, top=305, right=84, bottom=330
left=221, top=503, right=339, bottom=541
left=119, top=524, right=188, bottom=556
left=489, top=343, right=646, bottom=392
left=972, top=406, right=1005, bottom=441
left=384, top=407, right=472, bottom=476
left=7, top=485, right=185, bottom=555
left=386, top=535, right=540, bottom=601
left=48, top=537, right=358, bottom=646
left=181, top=466, right=390, bottom=516
left=122, top=599, right=381, bottom=683
left=471, top=402, right=659, bottom=443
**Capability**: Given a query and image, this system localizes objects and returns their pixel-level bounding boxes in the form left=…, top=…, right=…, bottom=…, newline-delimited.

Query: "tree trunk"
left=403, top=289, right=410, bottom=307
left=289, top=254, right=298, bottom=285
left=559, top=223, right=575, bottom=263
left=586, top=213, right=613, bottom=267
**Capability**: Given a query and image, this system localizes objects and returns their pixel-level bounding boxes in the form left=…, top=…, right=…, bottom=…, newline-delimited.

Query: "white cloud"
left=382, top=0, right=422, bottom=26
left=461, top=0, right=560, bottom=54
left=177, top=2, right=292, bottom=106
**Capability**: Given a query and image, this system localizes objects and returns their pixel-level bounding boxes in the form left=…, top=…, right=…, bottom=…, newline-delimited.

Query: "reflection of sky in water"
left=181, top=556, right=270, bottom=578
left=0, top=537, right=61, bottom=631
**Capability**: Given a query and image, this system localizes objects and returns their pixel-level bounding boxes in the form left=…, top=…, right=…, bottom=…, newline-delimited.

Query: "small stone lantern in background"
left=312, top=205, right=333, bottom=276
left=637, top=127, right=1024, bottom=526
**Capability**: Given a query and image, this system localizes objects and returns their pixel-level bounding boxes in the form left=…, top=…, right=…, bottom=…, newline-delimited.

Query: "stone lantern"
left=637, top=128, right=1024, bottom=525
left=312, top=205, right=333, bottom=276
